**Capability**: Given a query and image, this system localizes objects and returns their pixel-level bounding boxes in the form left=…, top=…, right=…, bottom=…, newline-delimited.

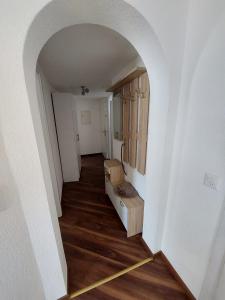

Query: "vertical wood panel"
left=129, top=78, right=139, bottom=168
left=122, top=84, right=130, bottom=163
left=137, top=72, right=150, bottom=175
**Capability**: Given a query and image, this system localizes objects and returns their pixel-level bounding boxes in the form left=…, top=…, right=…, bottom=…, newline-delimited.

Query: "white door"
left=53, top=93, right=80, bottom=182
left=100, top=98, right=109, bottom=158
left=36, top=71, right=62, bottom=217
left=72, top=102, right=81, bottom=171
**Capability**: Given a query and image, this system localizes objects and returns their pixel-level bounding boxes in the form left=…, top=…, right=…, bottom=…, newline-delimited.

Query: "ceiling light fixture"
left=81, top=86, right=90, bottom=96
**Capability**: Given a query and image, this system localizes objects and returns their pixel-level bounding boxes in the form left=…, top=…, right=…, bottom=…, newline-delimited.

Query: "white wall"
left=40, top=71, right=63, bottom=201
left=110, top=5, right=225, bottom=297
left=0, top=134, right=44, bottom=300
left=53, top=93, right=80, bottom=182
left=2, top=0, right=225, bottom=299
left=111, top=55, right=144, bottom=85
left=215, top=262, right=225, bottom=300
left=199, top=202, right=225, bottom=300
left=22, top=1, right=174, bottom=270
left=36, top=68, right=63, bottom=216
left=75, top=97, right=103, bottom=155
left=0, top=1, right=187, bottom=298
left=161, top=2, right=225, bottom=298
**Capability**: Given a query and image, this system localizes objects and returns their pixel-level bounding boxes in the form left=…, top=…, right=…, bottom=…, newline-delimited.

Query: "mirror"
left=113, top=94, right=123, bottom=140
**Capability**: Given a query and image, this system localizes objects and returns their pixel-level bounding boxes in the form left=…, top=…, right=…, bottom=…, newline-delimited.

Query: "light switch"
left=203, top=173, right=219, bottom=191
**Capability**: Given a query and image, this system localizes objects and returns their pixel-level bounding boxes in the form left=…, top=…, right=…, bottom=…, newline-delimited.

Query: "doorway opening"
left=23, top=1, right=170, bottom=298
left=36, top=23, right=152, bottom=294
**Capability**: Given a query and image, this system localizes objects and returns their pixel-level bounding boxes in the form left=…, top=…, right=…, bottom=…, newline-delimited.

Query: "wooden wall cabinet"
left=108, top=68, right=150, bottom=175
left=137, top=72, right=150, bottom=174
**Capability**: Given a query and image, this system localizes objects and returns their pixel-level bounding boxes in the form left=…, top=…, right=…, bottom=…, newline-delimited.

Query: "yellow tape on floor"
left=69, top=257, right=153, bottom=299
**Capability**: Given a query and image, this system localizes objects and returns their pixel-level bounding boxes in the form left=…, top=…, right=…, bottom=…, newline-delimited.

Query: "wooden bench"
left=104, top=160, right=144, bottom=237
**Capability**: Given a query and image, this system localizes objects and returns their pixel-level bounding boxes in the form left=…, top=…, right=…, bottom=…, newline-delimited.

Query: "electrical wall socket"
left=203, top=173, right=219, bottom=191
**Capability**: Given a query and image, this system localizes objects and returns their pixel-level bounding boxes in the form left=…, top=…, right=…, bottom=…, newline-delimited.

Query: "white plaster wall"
left=0, top=0, right=203, bottom=298
left=0, top=13, right=68, bottom=299
left=111, top=55, right=144, bottom=85
left=109, top=3, right=225, bottom=298
left=215, top=262, right=225, bottom=300
left=75, top=97, right=102, bottom=155
left=22, top=0, right=180, bottom=260
left=53, top=93, right=80, bottom=182
left=199, top=202, right=225, bottom=300
left=162, top=2, right=225, bottom=298
left=39, top=70, right=63, bottom=203
left=36, top=69, right=62, bottom=217
left=0, top=134, right=45, bottom=300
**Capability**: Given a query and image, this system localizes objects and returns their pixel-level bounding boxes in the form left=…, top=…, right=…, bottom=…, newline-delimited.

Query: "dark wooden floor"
left=59, top=154, right=189, bottom=299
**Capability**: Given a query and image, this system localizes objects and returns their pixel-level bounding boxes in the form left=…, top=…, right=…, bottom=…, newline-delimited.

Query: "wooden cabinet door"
left=122, top=83, right=130, bottom=163
left=137, top=72, right=150, bottom=175
left=129, top=78, right=139, bottom=168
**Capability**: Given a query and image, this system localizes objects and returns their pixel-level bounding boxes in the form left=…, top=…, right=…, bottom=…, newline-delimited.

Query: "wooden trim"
left=129, top=78, right=139, bottom=168
left=154, top=251, right=196, bottom=300
left=106, top=67, right=146, bottom=93
left=136, top=72, right=150, bottom=175
left=122, top=84, right=130, bottom=163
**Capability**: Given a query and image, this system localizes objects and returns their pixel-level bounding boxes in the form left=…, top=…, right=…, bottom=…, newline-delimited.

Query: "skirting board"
left=155, top=251, right=196, bottom=300
left=81, top=153, right=102, bottom=157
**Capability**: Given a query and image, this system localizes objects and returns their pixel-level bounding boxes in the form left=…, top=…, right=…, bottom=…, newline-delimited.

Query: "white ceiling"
left=39, top=24, right=138, bottom=92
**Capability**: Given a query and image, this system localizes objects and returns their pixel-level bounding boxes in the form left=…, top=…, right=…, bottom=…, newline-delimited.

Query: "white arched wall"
left=24, top=0, right=170, bottom=252
left=3, top=0, right=225, bottom=299
left=0, top=0, right=170, bottom=299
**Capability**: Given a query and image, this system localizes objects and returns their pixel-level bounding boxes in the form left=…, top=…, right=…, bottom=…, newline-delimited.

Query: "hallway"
left=59, top=155, right=190, bottom=299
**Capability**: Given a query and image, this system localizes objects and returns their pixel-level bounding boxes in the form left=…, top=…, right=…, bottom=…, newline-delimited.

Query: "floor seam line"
left=69, top=257, right=153, bottom=299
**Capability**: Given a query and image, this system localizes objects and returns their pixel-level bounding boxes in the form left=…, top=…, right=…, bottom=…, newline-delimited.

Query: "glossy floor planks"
left=75, top=256, right=189, bottom=300
left=59, top=154, right=151, bottom=294
left=59, top=154, right=189, bottom=299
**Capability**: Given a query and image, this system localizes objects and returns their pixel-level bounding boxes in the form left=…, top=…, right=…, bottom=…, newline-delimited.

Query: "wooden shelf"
left=106, top=67, right=146, bottom=93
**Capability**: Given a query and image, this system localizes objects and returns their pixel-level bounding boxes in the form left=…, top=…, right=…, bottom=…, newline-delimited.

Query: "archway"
left=21, top=0, right=169, bottom=298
